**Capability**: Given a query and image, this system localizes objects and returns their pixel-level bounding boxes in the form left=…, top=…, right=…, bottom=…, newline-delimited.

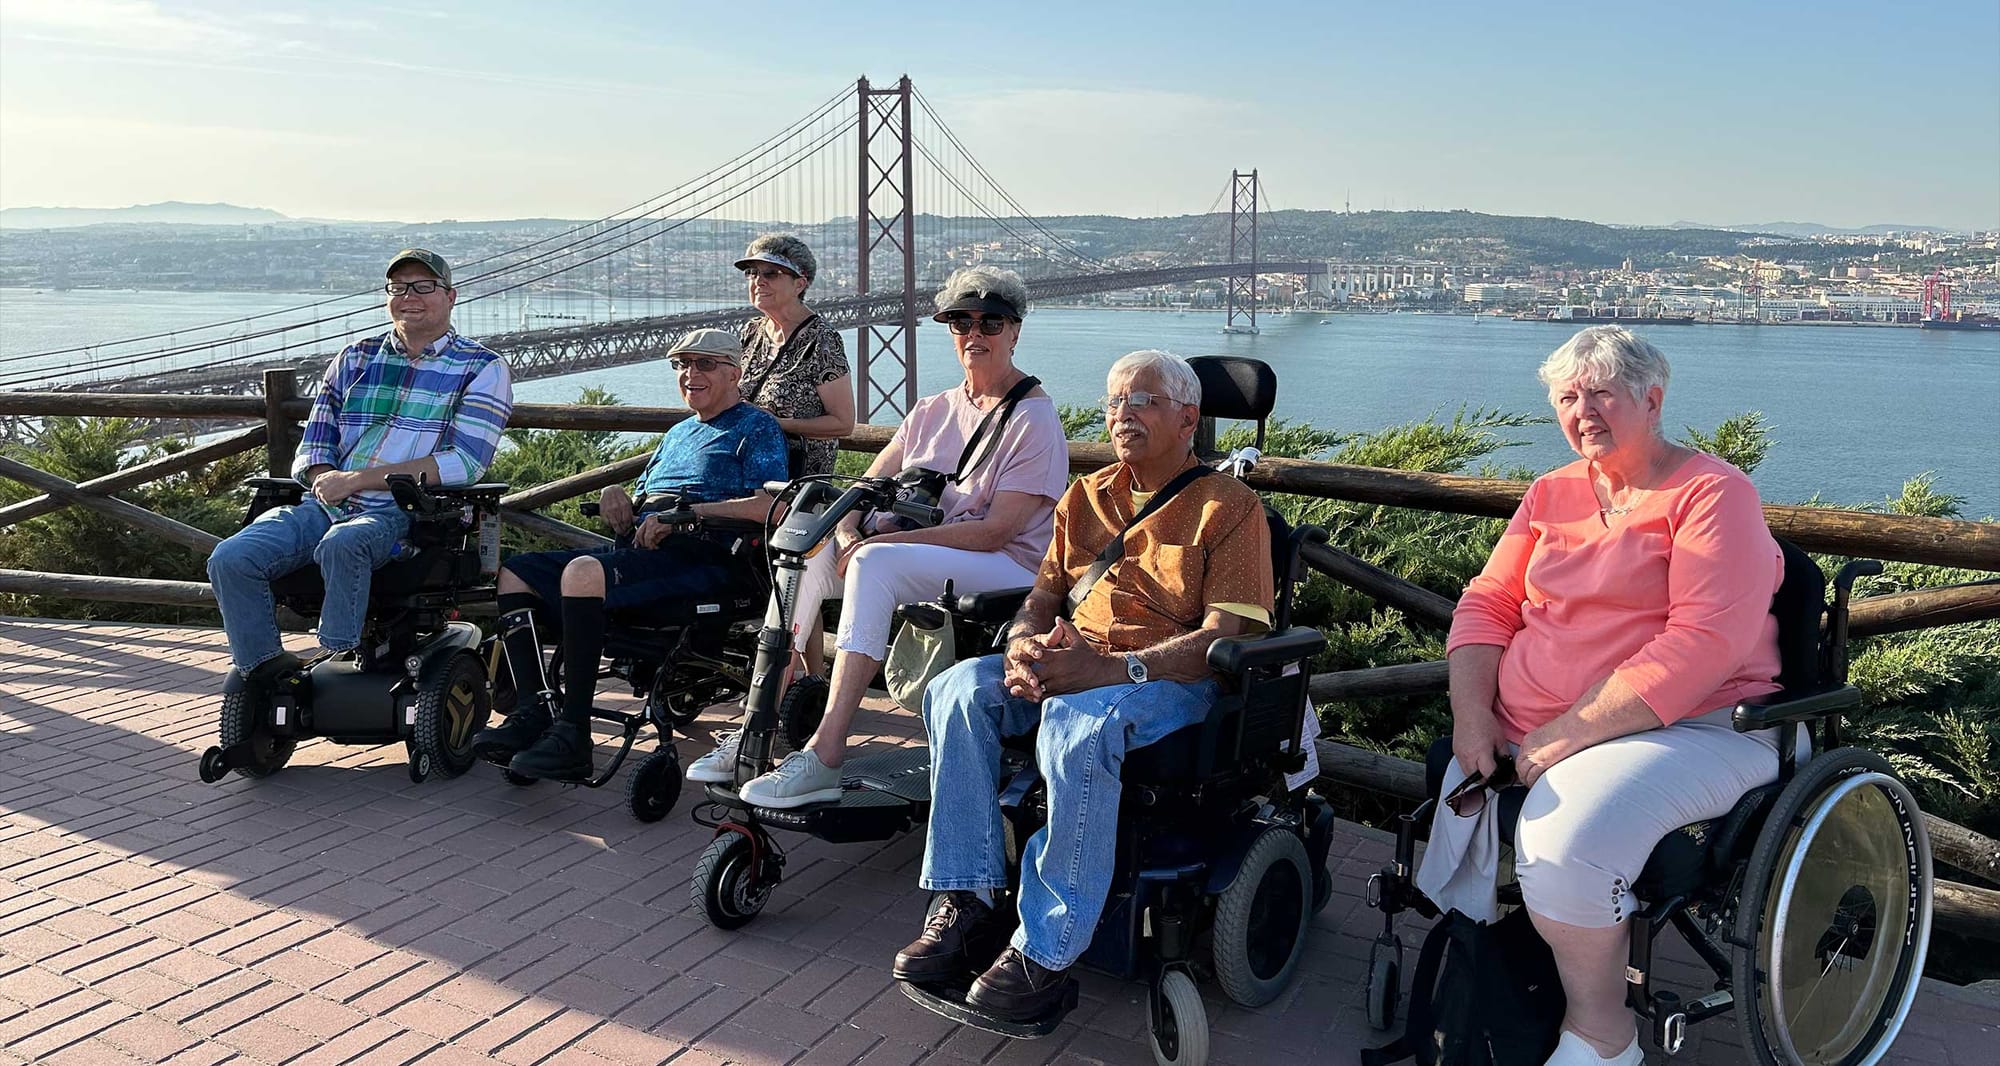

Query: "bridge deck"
left=1, top=618, right=1991, bottom=1066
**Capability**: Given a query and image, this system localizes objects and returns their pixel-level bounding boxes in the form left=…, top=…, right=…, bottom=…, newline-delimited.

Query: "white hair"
left=1537, top=325, right=1671, bottom=399
left=1108, top=349, right=1202, bottom=407
left=743, top=233, right=817, bottom=284
left=934, top=266, right=1030, bottom=318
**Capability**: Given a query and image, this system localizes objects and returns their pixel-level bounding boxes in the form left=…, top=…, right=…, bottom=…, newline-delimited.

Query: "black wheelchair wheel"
left=414, top=653, right=490, bottom=780
left=779, top=675, right=829, bottom=753
left=217, top=689, right=294, bottom=780
left=1213, top=828, right=1312, bottom=1008
left=691, top=833, right=773, bottom=930
left=627, top=748, right=683, bottom=823
left=1148, top=968, right=1210, bottom=1066
left=1732, top=747, right=1932, bottom=1066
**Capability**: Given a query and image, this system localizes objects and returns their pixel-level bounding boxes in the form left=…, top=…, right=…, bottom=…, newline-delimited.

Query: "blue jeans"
left=206, top=504, right=410, bottom=673
left=919, top=653, right=1216, bottom=971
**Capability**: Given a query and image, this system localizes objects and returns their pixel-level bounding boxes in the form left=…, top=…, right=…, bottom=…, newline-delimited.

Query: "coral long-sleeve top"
left=1447, top=452, right=1783, bottom=743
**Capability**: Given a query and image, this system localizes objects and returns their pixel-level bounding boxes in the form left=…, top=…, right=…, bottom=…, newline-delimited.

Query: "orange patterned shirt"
left=1038, top=461, right=1275, bottom=655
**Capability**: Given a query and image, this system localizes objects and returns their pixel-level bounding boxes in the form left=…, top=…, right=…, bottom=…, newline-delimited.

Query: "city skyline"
left=1, top=0, right=1996, bottom=232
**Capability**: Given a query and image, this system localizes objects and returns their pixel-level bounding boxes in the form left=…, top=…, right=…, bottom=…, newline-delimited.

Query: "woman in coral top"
left=1426, top=326, right=1785, bottom=1066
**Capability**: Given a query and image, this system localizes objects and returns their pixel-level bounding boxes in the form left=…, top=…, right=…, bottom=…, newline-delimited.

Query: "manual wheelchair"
left=484, top=493, right=827, bottom=824
left=199, top=473, right=506, bottom=785
left=897, top=355, right=1341, bottom=1066
left=1361, top=541, right=1934, bottom=1066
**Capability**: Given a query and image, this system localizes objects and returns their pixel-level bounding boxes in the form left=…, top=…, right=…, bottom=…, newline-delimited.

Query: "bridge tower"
left=855, top=75, right=919, bottom=421
left=1225, top=169, right=1260, bottom=335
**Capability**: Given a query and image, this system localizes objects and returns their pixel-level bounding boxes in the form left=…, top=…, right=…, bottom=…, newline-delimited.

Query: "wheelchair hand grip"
left=580, top=503, right=602, bottom=517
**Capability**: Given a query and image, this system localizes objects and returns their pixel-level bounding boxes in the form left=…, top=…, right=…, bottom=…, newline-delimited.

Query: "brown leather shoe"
left=966, top=946, right=1071, bottom=1021
left=893, top=891, right=996, bottom=983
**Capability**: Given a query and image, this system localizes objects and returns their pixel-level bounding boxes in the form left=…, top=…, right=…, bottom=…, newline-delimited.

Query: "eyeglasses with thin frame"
left=1101, top=391, right=1185, bottom=413
left=943, top=313, right=1012, bottom=336
left=669, top=356, right=733, bottom=374
left=744, top=267, right=795, bottom=281
left=1444, top=754, right=1518, bottom=818
left=384, top=280, right=448, bottom=296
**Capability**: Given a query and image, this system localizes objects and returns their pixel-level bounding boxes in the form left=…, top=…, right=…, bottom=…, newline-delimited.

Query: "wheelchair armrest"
left=246, top=476, right=306, bottom=491
left=1206, top=625, right=1328, bottom=677
left=1731, top=684, right=1862, bottom=731
left=425, top=482, right=509, bottom=502
left=955, top=586, right=1033, bottom=623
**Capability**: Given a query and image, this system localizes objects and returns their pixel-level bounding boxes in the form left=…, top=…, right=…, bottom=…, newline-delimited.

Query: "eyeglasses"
left=384, top=280, right=448, bottom=296
left=669, top=356, right=733, bottom=373
left=1444, top=755, right=1518, bottom=818
left=1101, top=391, right=1185, bottom=413
left=744, top=267, right=794, bottom=281
left=943, top=313, right=1011, bottom=336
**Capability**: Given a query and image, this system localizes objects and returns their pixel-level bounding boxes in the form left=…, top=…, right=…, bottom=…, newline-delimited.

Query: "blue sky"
left=1, top=0, right=1995, bottom=230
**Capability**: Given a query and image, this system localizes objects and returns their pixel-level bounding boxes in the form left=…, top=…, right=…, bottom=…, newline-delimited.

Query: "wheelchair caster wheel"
left=692, top=833, right=774, bottom=930
left=408, top=750, right=432, bottom=784
left=627, top=748, right=682, bottom=823
left=502, top=769, right=539, bottom=787
left=1148, top=969, right=1208, bottom=1066
left=1364, top=948, right=1401, bottom=1031
left=198, top=747, right=227, bottom=784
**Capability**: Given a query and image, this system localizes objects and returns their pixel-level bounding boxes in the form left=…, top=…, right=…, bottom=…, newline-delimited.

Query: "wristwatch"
left=1125, top=653, right=1148, bottom=684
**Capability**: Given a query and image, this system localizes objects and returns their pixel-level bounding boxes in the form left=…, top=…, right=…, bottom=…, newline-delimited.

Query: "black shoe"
left=508, top=721, right=593, bottom=782
left=893, top=891, right=998, bottom=984
left=242, top=651, right=303, bottom=689
left=471, top=696, right=553, bottom=765
left=966, top=947, right=1072, bottom=1021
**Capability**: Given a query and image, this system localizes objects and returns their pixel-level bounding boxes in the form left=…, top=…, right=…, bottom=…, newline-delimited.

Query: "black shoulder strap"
left=952, top=374, right=1041, bottom=483
left=1362, top=916, right=1455, bottom=1066
left=1065, top=464, right=1213, bottom=616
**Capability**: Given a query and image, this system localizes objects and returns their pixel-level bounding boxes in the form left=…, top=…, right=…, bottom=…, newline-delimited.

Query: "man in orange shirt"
left=892, top=350, right=1274, bottom=1022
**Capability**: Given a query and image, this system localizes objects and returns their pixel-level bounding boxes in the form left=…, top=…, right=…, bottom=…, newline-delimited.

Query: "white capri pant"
left=1514, top=707, right=1785, bottom=928
left=768, top=540, right=1037, bottom=662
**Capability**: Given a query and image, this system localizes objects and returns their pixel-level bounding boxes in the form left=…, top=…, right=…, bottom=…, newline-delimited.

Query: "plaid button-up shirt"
left=293, top=329, right=514, bottom=516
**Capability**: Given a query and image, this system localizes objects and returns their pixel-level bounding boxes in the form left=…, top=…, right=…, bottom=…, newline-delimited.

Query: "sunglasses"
left=1444, top=754, right=1518, bottom=818
left=384, top=280, right=448, bottom=296
left=669, top=356, right=734, bottom=373
left=744, top=267, right=795, bottom=281
left=943, top=313, right=1012, bottom=336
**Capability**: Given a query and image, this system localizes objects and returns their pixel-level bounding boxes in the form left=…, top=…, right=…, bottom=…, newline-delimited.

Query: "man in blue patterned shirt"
left=207, top=248, right=514, bottom=683
left=475, top=327, right=789, bottom=782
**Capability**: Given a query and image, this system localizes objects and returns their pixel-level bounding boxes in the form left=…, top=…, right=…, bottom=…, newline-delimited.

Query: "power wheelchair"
left=482, top=493, right=825, bottom=824
left=1361, top=542, right=1934, bottom=1066
left=888, top=356, right=1342, bottom=1066
left=198, top=474, right=506, bottom=785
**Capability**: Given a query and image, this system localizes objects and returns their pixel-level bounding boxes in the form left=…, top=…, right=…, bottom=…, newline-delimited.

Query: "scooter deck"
left=708, top=746, right=933, bottom=844
left=898, top=978, right=1077, bottom=1039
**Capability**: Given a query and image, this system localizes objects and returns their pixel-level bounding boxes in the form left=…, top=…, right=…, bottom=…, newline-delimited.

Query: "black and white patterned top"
left=737, top=313, right=851, bottom=476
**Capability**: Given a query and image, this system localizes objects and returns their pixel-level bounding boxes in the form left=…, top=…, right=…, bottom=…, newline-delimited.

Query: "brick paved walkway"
left=1, top=618, right=1993, bottom=1065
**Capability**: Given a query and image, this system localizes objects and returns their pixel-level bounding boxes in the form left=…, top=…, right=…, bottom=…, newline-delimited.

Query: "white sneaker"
left=738, top=749, right=843, bottom=809
left=1545, top=1030, right=1644, bottom=1066
left=686, top=730, right=743, bottom=784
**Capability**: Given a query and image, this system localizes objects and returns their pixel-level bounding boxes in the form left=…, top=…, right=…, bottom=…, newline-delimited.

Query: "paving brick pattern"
left=1, top=618, right=1993, bottom=1065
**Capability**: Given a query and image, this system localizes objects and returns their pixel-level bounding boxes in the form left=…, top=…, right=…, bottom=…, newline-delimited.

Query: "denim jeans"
left=206, top=503, right=410, bottom=672
left=919, top=653, right=1216, bottom=971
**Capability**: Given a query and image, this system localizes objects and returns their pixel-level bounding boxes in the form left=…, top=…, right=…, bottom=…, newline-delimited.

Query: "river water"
left=3, top=288, right=1995, bottom=516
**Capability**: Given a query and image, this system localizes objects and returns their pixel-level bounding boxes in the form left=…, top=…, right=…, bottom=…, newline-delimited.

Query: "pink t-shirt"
left=1447, top=452, right=1783, bottom=743
left=888, top=386, right=1071, bottom=571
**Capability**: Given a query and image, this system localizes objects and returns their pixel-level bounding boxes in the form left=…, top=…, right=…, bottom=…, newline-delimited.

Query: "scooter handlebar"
left=889, top=498, right=943, bottom=528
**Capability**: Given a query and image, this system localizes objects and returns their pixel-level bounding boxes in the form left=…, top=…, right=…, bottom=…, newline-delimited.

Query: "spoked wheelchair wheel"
left=627, top=747, right=682, bottom=822
left=1733, top=747, right=1932, bottom=1066
left=1212, top=827, right=1313, bottom=1007
left=415, top=652, right=490, bottom=779
left=692, top=833, right=775, bottom=930
left=217, top=689, right=295, bottom=779
left=1149, top=968, right=1210, bottom=1066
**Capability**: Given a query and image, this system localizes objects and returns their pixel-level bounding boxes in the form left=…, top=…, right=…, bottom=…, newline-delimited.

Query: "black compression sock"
left=497, top=593, right=550, bottom=702
left=558, top=595, right=606, bottom=726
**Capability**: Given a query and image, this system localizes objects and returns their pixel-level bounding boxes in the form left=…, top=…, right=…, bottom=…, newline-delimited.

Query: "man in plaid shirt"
left=206, top=249, right=514, bottom=683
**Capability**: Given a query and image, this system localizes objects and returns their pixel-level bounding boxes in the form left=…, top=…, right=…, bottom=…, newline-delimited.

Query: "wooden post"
left=264, top=368, right=298, bottom=478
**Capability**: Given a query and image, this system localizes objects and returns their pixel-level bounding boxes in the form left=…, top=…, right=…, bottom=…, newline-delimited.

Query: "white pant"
left=767, top=541, right=1037, bottom=663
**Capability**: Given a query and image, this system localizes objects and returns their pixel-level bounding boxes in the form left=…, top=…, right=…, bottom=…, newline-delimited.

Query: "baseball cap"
left=668, top=328, right=743, bottom=365
left=386, top=248, right=452, bottom=287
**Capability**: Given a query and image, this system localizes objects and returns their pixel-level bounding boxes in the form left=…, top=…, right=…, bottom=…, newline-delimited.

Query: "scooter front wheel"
left=692, top=833, right=774, bottom=930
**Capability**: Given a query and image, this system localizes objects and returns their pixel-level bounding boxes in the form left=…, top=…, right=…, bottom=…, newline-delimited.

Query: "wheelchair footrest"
left=898, top=978, right=1077, bottom=1039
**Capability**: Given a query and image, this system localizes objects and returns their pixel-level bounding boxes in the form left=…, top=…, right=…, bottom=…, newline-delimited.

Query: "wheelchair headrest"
left=1771, top=538, right=1826, bottom=690
left=1189, top=356, right=1277, bottom=424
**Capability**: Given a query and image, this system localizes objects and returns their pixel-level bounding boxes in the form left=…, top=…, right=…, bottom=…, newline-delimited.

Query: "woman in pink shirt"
left=1424, top=326, right=1785, bottom=1066
left=688, top=266, right=1072, bottom=808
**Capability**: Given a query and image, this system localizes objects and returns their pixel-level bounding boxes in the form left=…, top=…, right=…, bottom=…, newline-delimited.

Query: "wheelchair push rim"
left=1736, top=750, right=1932, bottom=1066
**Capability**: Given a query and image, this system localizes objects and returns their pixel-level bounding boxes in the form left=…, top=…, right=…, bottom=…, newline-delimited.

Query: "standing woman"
left=734, top=234, right=855, bottom=477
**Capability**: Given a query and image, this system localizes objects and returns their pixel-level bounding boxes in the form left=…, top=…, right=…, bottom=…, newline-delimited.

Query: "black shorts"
left=502, top=532, right=747, bottom=623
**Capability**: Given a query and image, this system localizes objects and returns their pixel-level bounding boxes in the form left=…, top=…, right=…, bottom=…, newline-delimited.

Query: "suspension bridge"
left=0, top=77, right=1324, bottom=424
